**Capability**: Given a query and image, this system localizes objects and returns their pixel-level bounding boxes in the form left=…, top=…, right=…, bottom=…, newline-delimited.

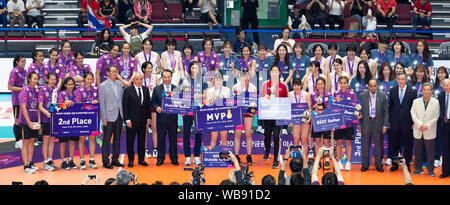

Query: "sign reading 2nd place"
left=50, top=103, right=100, bottom=137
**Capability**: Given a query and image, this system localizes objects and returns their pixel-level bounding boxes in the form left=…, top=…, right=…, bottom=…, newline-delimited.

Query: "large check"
left=329, top=99, right=361, bottom=124
left=51, top=103, right=100, bottom=137
left=276, top=103, right=309, bottom=126
left=195, top=99, right=243, bottom=133
left=257, top=97, right=291, bottom=120
left=311, top=108, right=346, bottom=132
left=161, top=92, right=192, bottom=115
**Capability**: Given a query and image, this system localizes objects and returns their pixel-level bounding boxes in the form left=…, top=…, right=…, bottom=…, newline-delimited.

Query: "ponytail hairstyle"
left=13, top=54, right=26, bottom=68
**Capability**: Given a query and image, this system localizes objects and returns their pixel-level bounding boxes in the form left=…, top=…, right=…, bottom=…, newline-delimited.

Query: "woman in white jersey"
left=160, top=37, right=184, bottom=86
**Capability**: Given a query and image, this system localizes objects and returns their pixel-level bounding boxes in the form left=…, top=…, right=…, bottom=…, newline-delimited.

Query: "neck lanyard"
left=417, top=54, right=423, bottom=64
left=30, top=87, right=37, bottom=109
left=203, top=53, right=212, bottom=69
left=67, top=91, right=74, bottom=101
left=395, top=54, right=401, bottom=63
left=48, top=61, right=56, bottom=73
left=169, top=52, right=176, bottom=70
left=312, top=73, right=317, bottom=93
left=85, top=86, right=93, bottom=102
left=360, top=79, right=366, bottom=91
left=123, top=56, right=129, bottom=71
left=214, top=86, right=222, bottom=98
left=279, top=61, right=285, bottom=74
left=370, top=93, right=376, bottom=108
left=268, top=79, right=279, bottom=96
left=334, top=73, right=339, bottom=91
left=416, top=82, right=422, bottom=97
left=62, top=54, right=71, bottom=70
left=241, top=82, right=249, bottom=93
left=296, top=57, right=301, bottom=77
left=384, top=80, right=389, bottom=93
left=242, top=57, right=251, bottom=71
left=378, top=49, right=386, bottom=64
left=329, top=56, right=336, bottom=73
left=258, top=58, right=266, bottom=72
left=295, top=91, right=302, bottom=103
left=225, top=56, right=231, bottom=70
left=143, top=51, right=151, bottom=62
left=347, top=57, right=354, bottom=76
left=144, top=75, right=152, bottom=88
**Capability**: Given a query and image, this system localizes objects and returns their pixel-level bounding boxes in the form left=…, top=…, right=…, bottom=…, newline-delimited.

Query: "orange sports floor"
left=1, top=139, right=450, bottom=185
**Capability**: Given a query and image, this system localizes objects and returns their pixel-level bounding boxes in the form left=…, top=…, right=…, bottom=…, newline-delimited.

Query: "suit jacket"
left=438, top=92, right=448, bottom=120
left=358, top=91, right=389, bottom=133
left=99, top=78, right=123, bottom=122
left=152, top=83, right=179, bottom=120
left=410, top=97, right=440, bottom=140
left=122, top=84, right=151, bottom=124
left=389, top=85, right=416, bottom=128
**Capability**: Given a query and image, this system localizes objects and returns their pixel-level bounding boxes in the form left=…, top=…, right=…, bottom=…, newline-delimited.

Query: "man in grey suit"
left=99, top=65, right=124, bottom=169
left=357, top=79, right=389, bottom=172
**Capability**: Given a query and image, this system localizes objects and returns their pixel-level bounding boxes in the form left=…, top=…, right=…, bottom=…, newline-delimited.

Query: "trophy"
left=354, top=104, right=362, bottom=117
left=317, top=96, right=324, bottom=110
left=301, top=110, right=310, bottom=123
left=247, top=102, right=257, bottom=115
left=270, top=86, right=276, bottom=98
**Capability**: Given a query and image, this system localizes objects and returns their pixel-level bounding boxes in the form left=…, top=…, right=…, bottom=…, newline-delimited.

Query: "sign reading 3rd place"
left=50, top=103, right=100, bottom=137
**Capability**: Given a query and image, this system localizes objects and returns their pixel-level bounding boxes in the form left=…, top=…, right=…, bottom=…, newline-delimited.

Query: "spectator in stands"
left=95, top=28, right=115, bottom=55
left=324, top=42, right=342, bottom=76
left=198, top=0, right=221, bottom=30
left=133, top=0, right=151, bottom=24
left=343, top=43, right=361, bottom=77
left=391, top=40, right=412, bottom=76
left=326, top=0, right=344, bottom=30
left=119, top=21, right=153, bottom=57
left=345, top=0, right=364, bottom=23
left=412, top=0, right=432, bottom=32
left=288, top=4, right=307, bottom=39
left=118, top=0, right=136, bottom=24
left=233, top=27, right=254, bottom=54
left=98, top=0, right=117, bottom=28
left=241, top=0, right=260, bottom=45
left=306, top=0, right=327, bottom=30
left=376, top=0, right=397, bottom=34
left=310, top=44, right=326, bottom=70
left=25, top=0, right=44, bottom=29
left=182, top=0, right=199, bottom=18
left=411, top=39, right=433, bottom=76
left=7, top=0, right=25, bottom=28
left=370, top=36, right=394, bottom=73
left=272, top=26, right=296, bottom=54
left=0, top=0, right=7, bottom=28
left=78, top=0, right=99, bottom=28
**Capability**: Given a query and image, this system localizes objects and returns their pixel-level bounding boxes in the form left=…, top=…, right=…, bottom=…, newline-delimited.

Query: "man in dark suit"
left=389, top=72, right=416, bottom=171
left=357, top=79, right=389, bottom=172
left=439, top=79, right=450, bottom=178
left=99, top=65, right=124, bottom=169
left=152, top=69, right=179, bottom=166
left=123, top=72, right=151, bottom=167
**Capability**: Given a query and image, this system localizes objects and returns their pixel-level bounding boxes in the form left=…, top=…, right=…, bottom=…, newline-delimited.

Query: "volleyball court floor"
left=0, top=94, right=448, bottom=185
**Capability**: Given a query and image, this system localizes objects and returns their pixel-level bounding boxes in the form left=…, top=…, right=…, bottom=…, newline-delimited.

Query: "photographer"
left=311, top=146, right=345, bottom=185
left=278, top=146, right=311, bottom=185
left=116, top=169, right=139, bottom=185
left=227, top=151, right=245, bottom=185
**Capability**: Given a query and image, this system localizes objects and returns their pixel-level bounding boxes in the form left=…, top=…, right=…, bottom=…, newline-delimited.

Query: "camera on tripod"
left=184, top=166, right=205, bottom=185
left=242, top=165, right=254, bottom=185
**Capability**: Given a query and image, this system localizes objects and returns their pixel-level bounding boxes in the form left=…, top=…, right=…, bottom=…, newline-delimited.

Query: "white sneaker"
left=193, top=157, right=201, bottom=165
left=43, top=162, right=55, bottom=171
left=385, top=158, right=392, bottom=166
left=230, top=130, right=234, bottom=134
left=153, top=149, right=158, bottom=158
left=308, top=150, right=314, bottom=159
left=345, top=161, right=351, bottom=171
left=34, top=141, right=40, bottom=147
left=148, top=127, right=152, bottom=134
left=145, top=149, right=151, bottom=158
left=434, top=160, right=441, bottom=168
left=30, top=163, right=39, bottom=171
left=15, top=140, right=22, bottom=149
left=338, top=161, right=344, bottom=170
left=24, top=165, right=36, bottom=174
left=185, top=157, right=192, bottom=166
left=242, top=130, right=245, bottom=134
left=256, top=126, right=264, bottom=134
left=282, top=129, right=288, bottom=135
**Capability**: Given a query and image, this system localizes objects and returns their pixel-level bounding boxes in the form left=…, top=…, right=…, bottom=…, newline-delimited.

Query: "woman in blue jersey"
left=377, top=62, right=398, bottom=100
left=391, top=40, right=412, bottom=76
left=410, top=39, right=434, bottom=76
left=349, top=60, right=372, bottom=97
left=410, top=64, right=430, bottom=98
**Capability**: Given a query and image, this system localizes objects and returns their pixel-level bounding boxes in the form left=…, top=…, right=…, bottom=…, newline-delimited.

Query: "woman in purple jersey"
left=69, top=51, right=93, bottom=87
left=19, top=72, right=40, bottom=174
left=58, top=39, right=76, bottom=77
left=27, top=50, right=46, bottom=87
left=8, top=54, right=28, bottom=148
left=57, top=77, right=79, bottom=170
left=114, top=42, right=138, bottom=87
left=38, top=73, right=59, bottom=171
left=74, top=71, right=99, bottom=170
left=43, top=48, right=64, bottom=89
left=95, top=44, right=120, bottom=87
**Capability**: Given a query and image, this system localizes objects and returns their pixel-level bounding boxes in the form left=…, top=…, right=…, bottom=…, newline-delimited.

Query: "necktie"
left=138, top=87, right=142, bottom=105
left=400, top=88, right=404, bottom=104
